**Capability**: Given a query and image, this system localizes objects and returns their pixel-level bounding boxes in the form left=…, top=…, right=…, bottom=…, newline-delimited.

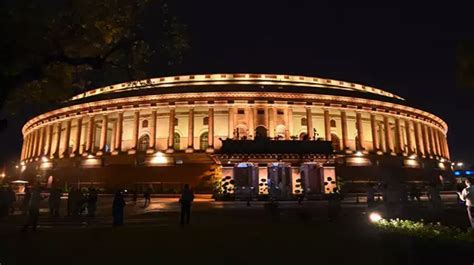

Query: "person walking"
left=143, top=188, right=151, bottom=208
left=179, top=184, right=194, bottom=226
left=7, top=186, right=16, bottom=215
left=22, top=186, right=47, bottom=232
left=67, top=187, right=76, bottom=216
left=112, top=190, right=126, bottom=227
left=22, top=186, right=31, bottom=215
left=457, top=178, right=474, bottom=228
left=327, top=187, right=343, bottom=221
left=87, top=188, right=98, bottom=217
left=48, top=188, right=61, bottom=217
left=427, top=183, right=443, bottom=221
left=366, top=183, right=375, bottom=208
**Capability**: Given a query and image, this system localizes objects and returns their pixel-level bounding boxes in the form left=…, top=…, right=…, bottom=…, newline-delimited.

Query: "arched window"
left=138, top=134, right=150, bottom=152
left=174, top=118, right=178, bottom=127
left=330, top=119, right=337, bottom=128
left=301, top=117, right=307, bottom=126
left=255, top=126, right=267, bottom=138
left=203, top=117, right=209, bottom=126
left=142, top=120, right=148, bottom=128
left=200, top=132, right=209, bottom=150
left=173, top=132, right=180, bottom=150
left=299, top=132, right=308, bottom=140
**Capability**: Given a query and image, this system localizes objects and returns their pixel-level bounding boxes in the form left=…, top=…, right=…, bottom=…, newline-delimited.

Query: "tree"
left=0, top=0, right=189, bottom=120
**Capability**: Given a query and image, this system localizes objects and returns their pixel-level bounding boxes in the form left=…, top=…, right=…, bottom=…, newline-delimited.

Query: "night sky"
left=1, top=0, right=474, bottom=165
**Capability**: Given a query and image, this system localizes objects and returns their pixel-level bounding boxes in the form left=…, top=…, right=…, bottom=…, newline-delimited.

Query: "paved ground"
left=0, top=194, right=473, bottom=265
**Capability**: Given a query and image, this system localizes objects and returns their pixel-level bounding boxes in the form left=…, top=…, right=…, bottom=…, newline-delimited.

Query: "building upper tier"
left=70, top=73, right=405, bottom=102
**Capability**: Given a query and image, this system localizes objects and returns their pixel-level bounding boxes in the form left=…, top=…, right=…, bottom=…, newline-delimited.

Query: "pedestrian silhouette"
left=48, top=188, right=61, bottom=217
left=143, top=188, right=151, bottom=208
left=112, top=190, right=126, bottom=226
left=87, top=188, right=98, bottom=217
left=22, top=186, right=47, bottom=232
left=179, top=184, right=194, bottom=226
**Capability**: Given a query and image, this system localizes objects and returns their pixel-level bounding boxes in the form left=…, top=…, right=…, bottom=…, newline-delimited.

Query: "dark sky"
left=1, top=0, right=474, bottom=165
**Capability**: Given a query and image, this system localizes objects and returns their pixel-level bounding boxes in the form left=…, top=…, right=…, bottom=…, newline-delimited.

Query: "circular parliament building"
left=19, top=73, right=453, bottom=196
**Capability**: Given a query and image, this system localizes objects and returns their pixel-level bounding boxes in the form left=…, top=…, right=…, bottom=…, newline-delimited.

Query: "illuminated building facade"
left=19, top=74, right=452, bottom=193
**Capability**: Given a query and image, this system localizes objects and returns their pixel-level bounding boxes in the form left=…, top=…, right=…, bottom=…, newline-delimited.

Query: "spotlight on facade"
left=41, top=156, right=49, bottom=162
left=409, top=154, right=417, bottom=159
left=355, top=151, right=363, bottom=157
left=0, top=172, right=5, bottom=178
left=150, top=151, right=167, bottom=164
left=87, top=154, right=95, bottom=159
left=369, top=212, right=382, bottom=223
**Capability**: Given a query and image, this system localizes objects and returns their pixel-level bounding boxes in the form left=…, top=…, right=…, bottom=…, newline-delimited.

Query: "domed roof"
left=70, top=73, right=405, bottom=104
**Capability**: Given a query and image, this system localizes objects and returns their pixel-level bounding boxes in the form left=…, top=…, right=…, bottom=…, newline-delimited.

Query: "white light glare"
left=369, top=212, right=383, bottom=223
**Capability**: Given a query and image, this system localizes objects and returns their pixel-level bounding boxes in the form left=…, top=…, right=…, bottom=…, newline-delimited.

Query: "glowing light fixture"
left=87, top=154, right=95, bottom=159
left=456, top=162, right=464, bottom=167
left=355, top=151, right=363, bottom=157
left=369, top=212, right=382, bottom=223
left=409, top=154, right=417, bottom=159
left=41, top=156, right=49, bottom=162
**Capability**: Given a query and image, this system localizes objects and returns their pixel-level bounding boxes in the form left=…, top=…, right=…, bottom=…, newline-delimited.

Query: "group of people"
left=111, top=184, right=195, bottom=227
left=364, top=178, right=474, bottom=227
left=67, top=187, right=99, bottom=217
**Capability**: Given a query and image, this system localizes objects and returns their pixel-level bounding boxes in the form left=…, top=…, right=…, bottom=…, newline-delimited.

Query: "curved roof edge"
left=70, top=73, right=405, bottom=102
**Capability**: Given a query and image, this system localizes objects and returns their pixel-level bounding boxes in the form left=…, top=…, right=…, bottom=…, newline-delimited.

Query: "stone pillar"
left=54, top=122, right=62, bottom=157
left=394, top=118, right=402, bottom=154
left=283, top=108, right=289, bottom=139
left=110, top=118, right=117, bottom=154
left=414, top=122, right=423, bottom=156
left=206, top=107, right=214, bottom=153
left=62, top=120, right=72, bottom=157
left=248, top=108, right=255, bottom=139
left=45, top=125, right=53, bottom=157
left=437, top=130, right=445, bottom=158
left=167, top=108, right=175, bottom=153
left=23, top=134, right=30, bottom=160
left=269, top=107, right=276, bottom=138
left=28, top=131, right=35, bottom=159
left=341, top=110, right=349, bottom=151
left=383, top=116, right=393, bottom=153
left=36, top=127, right=44, bottom=158
left=186, top=109, right=194, bottom=153
left=287, top=107, right=294, bottom=139
left=306, top=107, right=313, bottom=140
left=444, top=135, right=450, bottom=160
left=85, top=116, right=95, bottom=155
left=97, top=115, right=108, bottom=155
left=427, top=126, right=435, bottom=156
left=148, top=110, right=157, bottom=153
left=20, top=135, right=27, bottom=160
left=370, top=114, right=379, bottom=152
left=421, top=124, right=430, bottom=156
left=356, top=112, right=364, bottom=151
left=73, top=118, right=83, bottom=156
left=128, top=111, right=139, bottom=154
left=113, top=112, right=123, bottom=155
left=324, top=110, right=331, bottom=141
left=404, top=120, right=413, bottom=154
left=228, top=107, right=234, bottom=139
left=433, top=128, right=439, bottom=156
left=30, top=129, right=38, bottom=158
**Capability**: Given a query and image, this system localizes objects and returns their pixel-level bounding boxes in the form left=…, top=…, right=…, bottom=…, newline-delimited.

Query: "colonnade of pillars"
left=20, top=107, right=450, bottom=161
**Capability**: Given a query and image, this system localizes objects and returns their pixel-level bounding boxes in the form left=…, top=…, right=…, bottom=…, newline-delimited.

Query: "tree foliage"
left=0, top=0, right=189, bottom=116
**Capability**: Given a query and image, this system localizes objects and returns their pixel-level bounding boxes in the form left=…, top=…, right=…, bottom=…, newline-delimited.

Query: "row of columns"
left=21, top=107, right=450, bottom=161
left=21, top=107, right=217, bottom=160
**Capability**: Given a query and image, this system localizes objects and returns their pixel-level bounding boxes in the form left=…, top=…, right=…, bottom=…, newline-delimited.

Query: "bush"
left=374, top=219, right=474, bottom=242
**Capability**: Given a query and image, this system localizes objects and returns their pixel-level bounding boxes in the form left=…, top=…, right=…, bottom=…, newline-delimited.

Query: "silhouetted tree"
left=0, top=0, right=189, bottom=130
